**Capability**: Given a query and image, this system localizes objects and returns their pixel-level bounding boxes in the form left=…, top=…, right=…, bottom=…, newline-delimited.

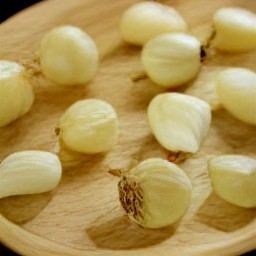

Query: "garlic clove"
left=215, top=68, right=256, bottom=125
left=40, top=25, right=99, bottom=86
left=118, top=158, right=192, bottom=228
left=0, top=151, right=62, bottom=199
left=0, top=60, right=34, bottom=128
left=58, top=99, right=119, bottom=154
left=142, top=33, right=201, bottom=88
left=120, top=2, right=188, bottom=46
left=148, top=93, right=211, bottom=153
left=213, top=7, right=256, bottom=52
left=208, top=155, right=256, bottom=208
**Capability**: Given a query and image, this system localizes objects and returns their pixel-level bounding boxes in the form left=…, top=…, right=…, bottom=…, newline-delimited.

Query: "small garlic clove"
left=213, top=7, right=256, bottom=52
left=0, top=60, right=34, bottom=128
left=58, top=99, right=119, bottom=154
left=118, top=158, right=192, bottom=228
left=40, top=26, right=99, bottom=86
left=120, top=2, right=188, bottom=46
left=208, top=155, right=256, bottom=208
left=142, top=33, right=201, bottom=88
left=148, top=93, right=211, bottom=153
left=0, top=151, right=62, bottom=199
left=215, top=68, right=256, bottom=125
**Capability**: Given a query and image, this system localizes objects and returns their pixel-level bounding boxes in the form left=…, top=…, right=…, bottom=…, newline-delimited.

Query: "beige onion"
left=148, top=93, right=211, bottom=153
left=58, top=99, right=119, bottom=154
left=0, top=60, right=34, bottom=127
left=0, top=151, right=62, bottom=199
left=118, top=158, right=192, bottom=228
left=142, top=33, right=201, bottom=88
left=215, top=68, right=256, bottom=125
left=40, top=25, right=99, bottom=86
left=120, top=1, right=187, bottom=46
left=213, top=7, right=256, bottom=52
left=208, top=155, right=256, bottom=208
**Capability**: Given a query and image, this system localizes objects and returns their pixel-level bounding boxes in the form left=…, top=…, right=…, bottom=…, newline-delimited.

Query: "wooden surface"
left=0, top=0, right=256, bottom=255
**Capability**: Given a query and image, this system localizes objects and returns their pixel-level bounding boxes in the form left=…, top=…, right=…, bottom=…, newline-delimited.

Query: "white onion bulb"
left=40, top=26, right=99, bottom=86
left=118, top=158, right=192, bottom=228
left=213, top=7, right=256, bottom=52
left=0, top=151, right=62, bottom=199
left=142, top=33, right=201, bottom=88
left=58, top=99, right=119, bottom=154
left=215, top=68, right=256, bottom=125
left=0, top=60, right=34, bottom=127
left=208, top=155, right=256, bottom=208
left=120, top=1, right=187, bottom=46
left=148, top=93, right=211, bottom=153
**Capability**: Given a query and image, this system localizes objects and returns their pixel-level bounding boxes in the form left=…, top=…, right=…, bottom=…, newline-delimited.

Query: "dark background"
left=0, top=0, right=42, bottom=23
left=0, top=1, right=255, bottom=256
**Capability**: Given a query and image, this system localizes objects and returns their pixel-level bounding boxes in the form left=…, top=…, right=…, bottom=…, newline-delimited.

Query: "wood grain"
left=0, top=0, right=256, bottom=255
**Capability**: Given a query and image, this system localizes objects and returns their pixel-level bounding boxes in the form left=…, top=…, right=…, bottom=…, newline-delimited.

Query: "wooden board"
left=0, top=0, right=256, bottom=255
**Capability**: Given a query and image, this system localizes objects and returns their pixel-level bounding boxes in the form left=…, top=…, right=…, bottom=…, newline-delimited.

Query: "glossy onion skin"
left=208, top=155, right=256, bottom=208
left=213, top=7, right=256, bottom=52
left=120, top=1, right=187, bottom=46
left=0, top=151, right=62, bottom=199
left=120, top=158, right=192, bottom=228
left=148, top=93, right=211, bottom=153
left=142, top=33, right=201, bottom=88
left=215, top=68, right=256, bottom=125
left=58, top=99, right=119, bottom=154
left=40, top=26, right=99, bottom=86
left=0, top=60, right=34, bottom=127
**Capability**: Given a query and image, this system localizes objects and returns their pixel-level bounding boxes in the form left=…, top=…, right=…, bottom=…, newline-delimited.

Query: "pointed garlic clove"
left=148, top=93, right=211, bottom=153
left=40, top=26, right=99, bottom=86
left=0, top=151, right=62, bottom=199
left=208, top=155, right=256, bottom=208
left=142, top=33, right=201, bottom=88
left=118, top=158, right=192, bottom=228
left=58, top=99, right=119, bottom=154
left=0, top=60, right=34, bottom=128
left=213, top=7, right=256, bottom=52
left=215, top=68, right=256, bottom=125
left=120, top=1, right=188, bottom=46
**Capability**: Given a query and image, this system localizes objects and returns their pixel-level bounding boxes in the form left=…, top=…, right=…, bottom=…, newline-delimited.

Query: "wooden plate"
left=0, top=0, right=256, bottom=255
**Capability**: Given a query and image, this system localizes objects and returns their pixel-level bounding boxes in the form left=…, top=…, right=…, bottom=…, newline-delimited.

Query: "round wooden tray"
left=0, top=0, right=256, bottom=255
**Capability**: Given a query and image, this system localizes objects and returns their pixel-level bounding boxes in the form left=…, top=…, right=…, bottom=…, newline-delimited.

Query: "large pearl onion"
left=208, top=155, right=256, bottom=208
left=0, top=151, right=62, bottom=199
left=58, top=99, right=119, bottom=154
left=215, top=68, right=256, bottom=125
left=148, top=93, right=211, bottom=153
left=213, top=7, right=256, bottom=52
left=120, top=1, right=187, bottom=46
left=40, top=26, right=99, bottom=86
left=0, top=60, right=34, bottom=127
left=142, top=33, right=201, bottom=88
left=118, top=158, right=192, bottom=228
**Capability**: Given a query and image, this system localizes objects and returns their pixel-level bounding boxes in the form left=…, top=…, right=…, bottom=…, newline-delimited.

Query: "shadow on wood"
left=0, top=191, right=53, bottom=224
left=86, top=207, right=177, bottom=250
left=195, top=192, right=256, bottom=232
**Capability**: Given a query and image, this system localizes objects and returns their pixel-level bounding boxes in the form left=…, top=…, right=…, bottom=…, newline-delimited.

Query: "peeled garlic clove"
left=215, top=68, right=256, bottom=125
left=58, top=99, right=119, bottom=154
left=142, top=33, right=201, bottom=88
left=118, top=158, right=192, bottom=228
left=40, top=25, right=99, bottom=86
left=120, top=2, right=187, bottom=46
left=213, top=7, right=256, bottom=52
left=0, top=60, right=34, bottom=128
left=208, top=155, right=256, bottom=208
left=148, top=93, right=211, bottom=153
left=0, top=151, right=62, bottom=199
